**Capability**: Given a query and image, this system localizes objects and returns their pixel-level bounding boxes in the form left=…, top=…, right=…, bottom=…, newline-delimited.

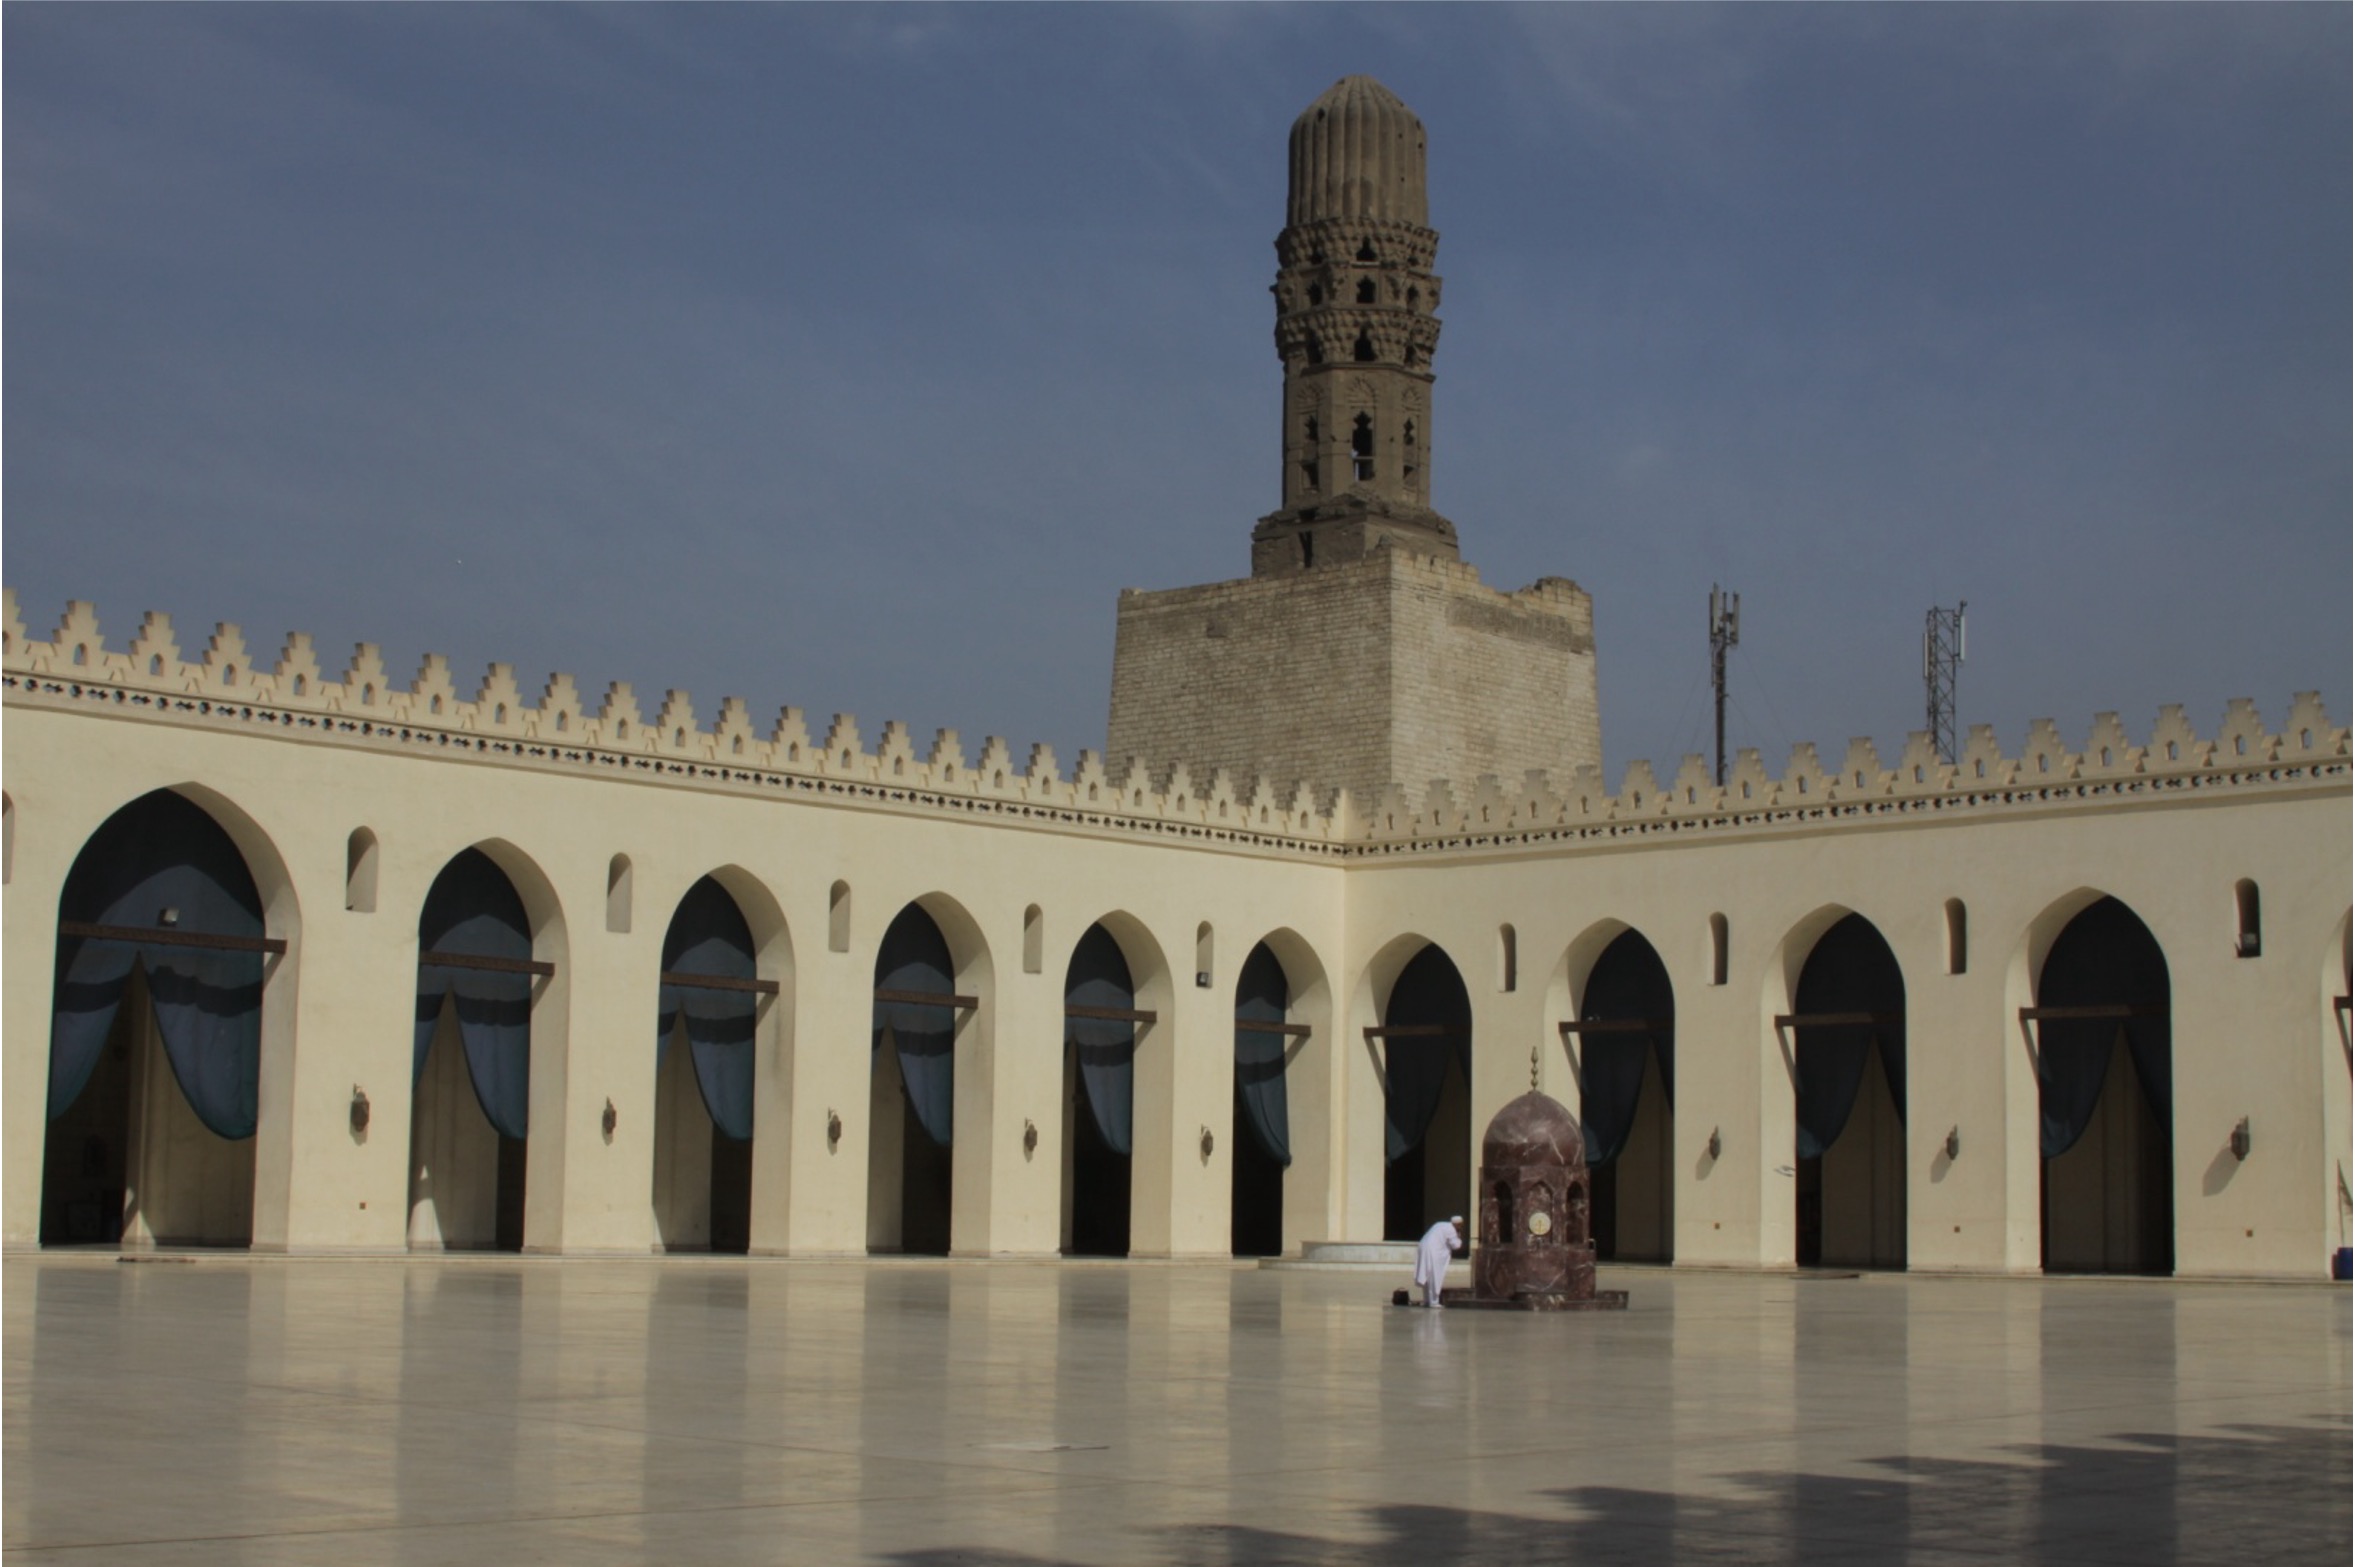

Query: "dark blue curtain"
left=414, top=849, right=533, bottom=1142
left=2036, top=897, right=2172, bottom=1159
left=1234, top=943, right=1292, bottom=1166
left=874, top=904, right=956, bottom=1148
left=657, top=876, right=757, bottom=1142
left=49, top=790, right=266, bottom=1139
left=1793, top=915, right=1907, bottom=1160
left=1577, top=930, right=1675, bottom=1166
left=1066, top=924, right=1137, bottom=1158
left=1383, top=945, right=1470, bottom=1163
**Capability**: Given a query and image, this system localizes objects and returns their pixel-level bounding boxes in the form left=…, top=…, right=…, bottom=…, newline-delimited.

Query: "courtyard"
left=4, top=1254, right=2347, bottom=1564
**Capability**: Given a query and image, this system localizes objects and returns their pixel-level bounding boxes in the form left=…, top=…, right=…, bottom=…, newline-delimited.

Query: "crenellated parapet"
left=5, top=592, right=2344, bottom=861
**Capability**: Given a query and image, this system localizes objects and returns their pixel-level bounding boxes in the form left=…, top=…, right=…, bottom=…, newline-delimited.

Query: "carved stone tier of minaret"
left=1252, top=76, right=1456, bottom=578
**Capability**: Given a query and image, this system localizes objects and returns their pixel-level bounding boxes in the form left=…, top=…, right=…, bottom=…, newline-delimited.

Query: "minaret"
left=1252, top=76, right=1458, bottom=576
left=1107, top=77, right=1601, bottom=805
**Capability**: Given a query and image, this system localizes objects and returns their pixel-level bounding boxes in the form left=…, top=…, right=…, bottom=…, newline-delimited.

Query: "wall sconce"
left=1199, top=1125, right=1215, bottom=1161
left=158, top=905, right=180, bottom=927
left=1944, top=1126, right=1961, bottom=1162
left=826, top=1109, right=843, bottom=1150
left=1023, top=1119, right=1039, bottom=1158
left=349, top=1086, right=371, bottom=1136
left=1195, top=971, right=1212, bottom=988
left=2230, top=1117, right=2251, bottom=1161
left=1705, top=1128, right=1722, bottom=1161
left=601, top=1098, right=618, bottom=1141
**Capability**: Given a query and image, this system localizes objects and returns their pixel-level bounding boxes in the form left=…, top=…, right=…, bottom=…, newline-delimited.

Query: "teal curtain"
left=49, top=790, right=265, bottom=1140
left=1066, top=924, right=1136, bottom=1157
left=657, top=876, right=758, bottom=1142
left=415, top=849, right=533, bottom=1141
left=1234, top=942, right=1292, bottom=1166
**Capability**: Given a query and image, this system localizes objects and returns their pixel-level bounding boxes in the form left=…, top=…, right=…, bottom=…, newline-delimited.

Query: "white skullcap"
left=1449, top=1215, right=1464, bottom=1226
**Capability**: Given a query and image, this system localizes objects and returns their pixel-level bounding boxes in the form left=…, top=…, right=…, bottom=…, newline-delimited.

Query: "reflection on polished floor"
left=5, top=1255, right=2348, bottom=1564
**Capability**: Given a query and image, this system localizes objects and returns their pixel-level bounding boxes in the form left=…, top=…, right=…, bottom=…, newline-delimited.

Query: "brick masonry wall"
left=1107, top=550, right=1600, bottom=802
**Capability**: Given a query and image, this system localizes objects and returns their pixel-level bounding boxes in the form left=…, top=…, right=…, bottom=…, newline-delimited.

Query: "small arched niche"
left=346, top=828, right=379, bottom=913
left=606, top=854, right=633, bottom=934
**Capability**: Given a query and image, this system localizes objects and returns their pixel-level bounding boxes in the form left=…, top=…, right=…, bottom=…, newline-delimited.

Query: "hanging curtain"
left=1234, top=943, right=1292, bottom=1166
left=414, top=849, right=533, bottom=1141
left=1576, top=930, right=1676, bottom=1166
left=874, top=905, right=956, bottom=1147
left=2036, top=897, right=2172, bottom=1158
left=1066, top=924, right=1136, bottom=1158
left=1792, top=915, right=1906, bottom=1160
left=1382, top=945, right=1470, bottom=1163
left=49, top=790, right=266, bottom=1139
left=656, top=876, right=758, bottom=1142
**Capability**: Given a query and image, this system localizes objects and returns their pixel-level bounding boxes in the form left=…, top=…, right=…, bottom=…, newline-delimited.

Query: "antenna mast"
left=1924, top=602, right=1966, bottom=763
left=1709, top=585, right=1740, bottom=786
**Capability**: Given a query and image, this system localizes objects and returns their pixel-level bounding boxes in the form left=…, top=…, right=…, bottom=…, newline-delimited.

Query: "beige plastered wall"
left=5, top=698, right=2346, bottom=1278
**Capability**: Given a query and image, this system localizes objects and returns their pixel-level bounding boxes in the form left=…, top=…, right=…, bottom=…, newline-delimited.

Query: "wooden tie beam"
left=874, top=987, right=979, bottom=1010
left=1774, top=1010, right=1903, bottom=1030
left=1065, top=1003, right=1158, bottom=1025
left=420, top=949, right=555, bottom=979
left=1558, top=1017, right=1670, bottom=1035
left=60, top=919, right=287, bottom=957
left=662, top=970, right=781, bottom=997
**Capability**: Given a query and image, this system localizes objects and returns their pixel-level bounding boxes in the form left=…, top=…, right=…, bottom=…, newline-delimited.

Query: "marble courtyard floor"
left=4, top=1254, right=2348, bottom=1564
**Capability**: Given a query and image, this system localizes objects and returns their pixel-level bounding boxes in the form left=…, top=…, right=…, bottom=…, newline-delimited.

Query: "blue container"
left=2332, top=1247, right=2351, bottom=1282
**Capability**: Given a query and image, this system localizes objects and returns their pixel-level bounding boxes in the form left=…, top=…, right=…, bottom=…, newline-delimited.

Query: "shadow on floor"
left=881, top=1417, right=2351, bottom=1567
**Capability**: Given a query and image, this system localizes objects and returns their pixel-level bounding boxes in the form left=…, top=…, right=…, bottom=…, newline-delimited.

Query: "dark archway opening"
left=1574, top=930, right=1675, bottom=1263
left=411, top=848, right=538, bottom=1252
left=43, top=789, right=268, bottom=1249
left=1381, top=945, right=1472, bottom=1242
left=2036, top=897, right=2173, bottom=1275
left=653, top=876, right=762, bottom=1254
left=872, top=904, right=958, bottom=1256
left=1231, top=942, right=1292, bottom=1257
left=1063, top=924, right=1137, bottom=1257
left=1790, top=914, right=1907, bottom=1270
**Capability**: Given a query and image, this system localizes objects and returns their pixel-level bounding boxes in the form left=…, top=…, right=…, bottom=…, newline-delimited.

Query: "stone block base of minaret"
left=1106, top=545, right=1600, bottom=807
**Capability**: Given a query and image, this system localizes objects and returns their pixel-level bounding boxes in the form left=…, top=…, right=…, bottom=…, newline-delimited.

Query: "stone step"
left=1260, top=1239, right=1420, bottom=1271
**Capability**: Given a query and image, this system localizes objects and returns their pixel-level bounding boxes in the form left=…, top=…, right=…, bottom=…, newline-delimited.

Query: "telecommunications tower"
left=1924, top=602, right=1966, bottom=763
left=1709, top=585, right=1740, bottom=786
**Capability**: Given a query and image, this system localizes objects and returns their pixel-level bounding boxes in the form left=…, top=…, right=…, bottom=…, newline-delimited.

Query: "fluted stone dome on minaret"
left=1286, top=75, right=1430, bottom=227
left=1253, top=76, right=1457, bottom=576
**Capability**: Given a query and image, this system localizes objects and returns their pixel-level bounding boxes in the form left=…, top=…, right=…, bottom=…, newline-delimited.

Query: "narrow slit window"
left=1708, top=913, right=1729, bottom=987
left=2234, top=879, right=2261, bottom=958
left=1196, top=922, right=1215, bottom=986
left=1352, top=413, right=1375, bottom=481
left=1352, top=332, right=1376, bottom=363
left=1498, top=924, right=1518, bottom=992
left=1943, top=898, right=1966, bottom=975
left=1023, top=904, right=1044, bottom=975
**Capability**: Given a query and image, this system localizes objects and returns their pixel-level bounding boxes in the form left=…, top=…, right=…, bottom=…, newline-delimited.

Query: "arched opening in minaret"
left=1356, top=277, right=1376, bottom=304
left=1402, top=420, right=1419, bottom=488
left=1379, top=944, right=1472, bottom=1242
left=1301, top=414, right=1320, bottom=494
left=1352, top=331, right=1376, bottom=363
left=1407, top=286, right=1421, bottom=310
left=1307, top=284, right=1324, bottom=306
left=1352, top=414, right=1375, bottom=481
left=1355, top=239, right=1377, bottom=262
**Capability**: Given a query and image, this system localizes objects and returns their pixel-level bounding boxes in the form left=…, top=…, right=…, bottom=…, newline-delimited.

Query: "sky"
left=7, top=5, right=2348, bottom=791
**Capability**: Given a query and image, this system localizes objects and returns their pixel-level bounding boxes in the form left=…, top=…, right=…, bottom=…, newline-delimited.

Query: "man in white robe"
left=1413, top=1216, right=1463, bottom=1307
